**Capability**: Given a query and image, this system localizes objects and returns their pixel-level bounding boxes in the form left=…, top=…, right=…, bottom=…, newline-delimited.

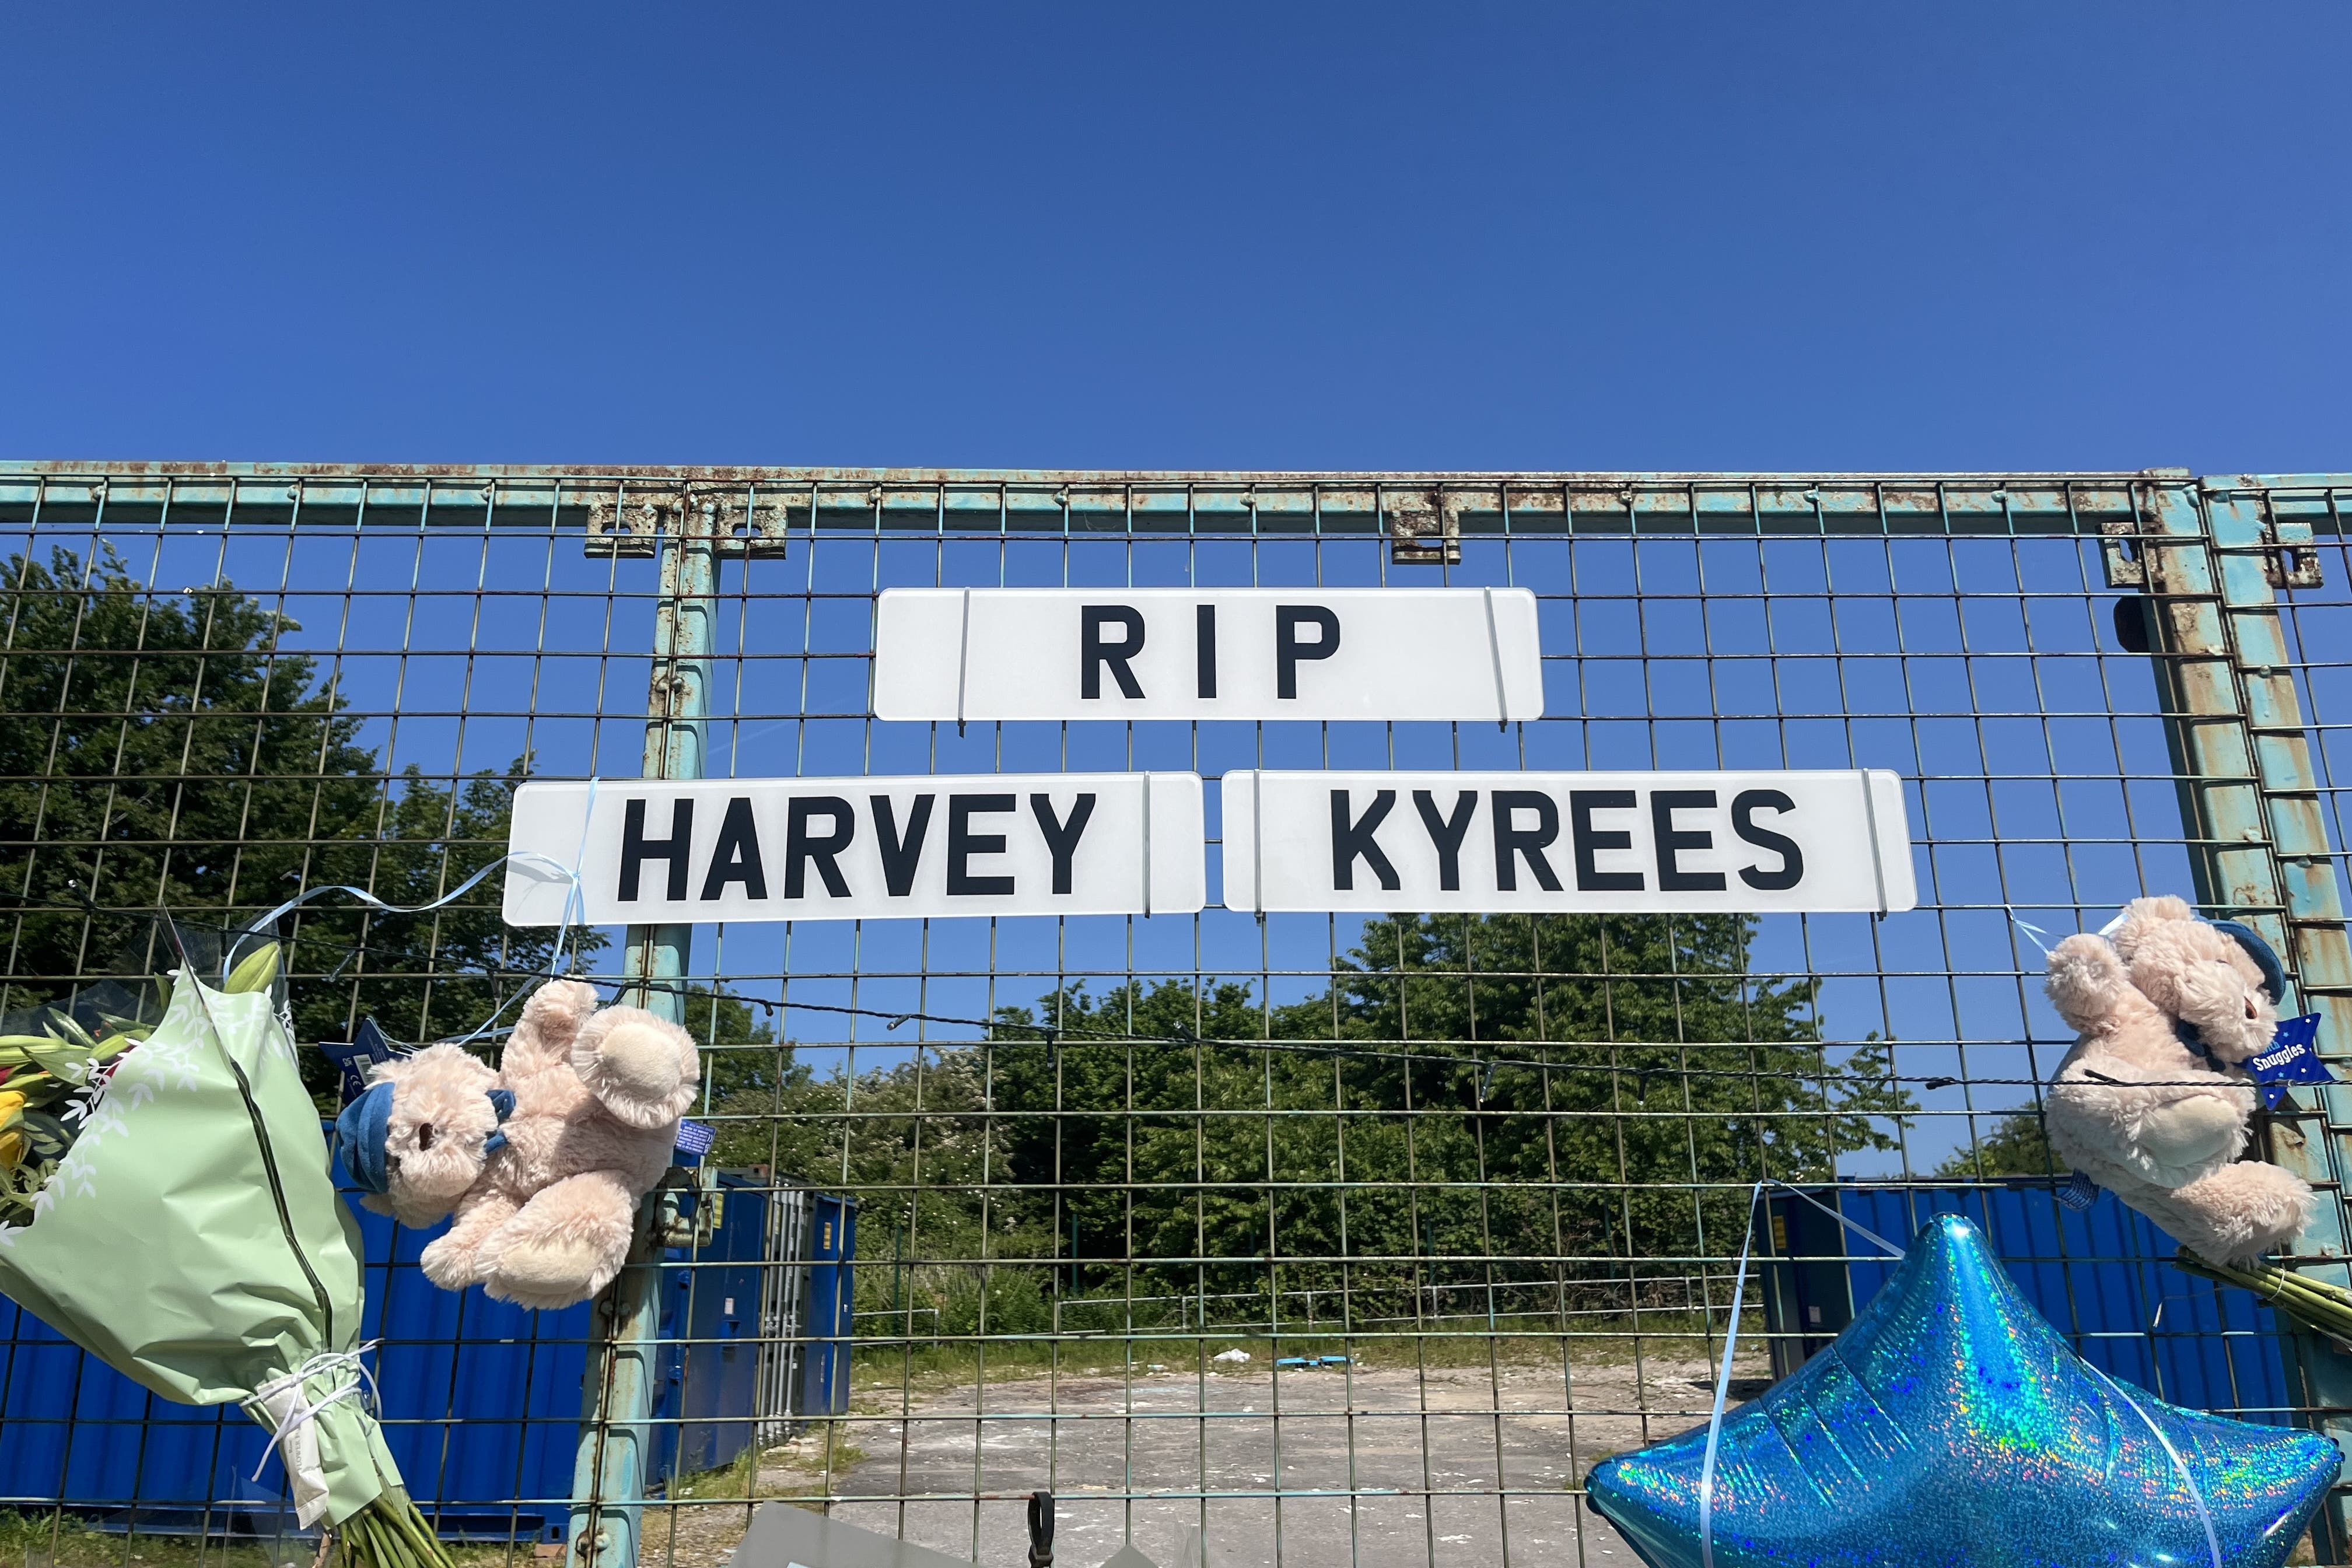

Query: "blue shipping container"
left=799, top=1195, right=857, bottom=1420
left=0, top=1170, right=845, bottom=1540
left=1761, top=1182, right=2293, bottom=1423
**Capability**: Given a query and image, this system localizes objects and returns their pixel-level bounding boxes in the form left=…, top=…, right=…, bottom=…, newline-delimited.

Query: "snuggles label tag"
left=2248, top=1014, right=2331, bottom=1108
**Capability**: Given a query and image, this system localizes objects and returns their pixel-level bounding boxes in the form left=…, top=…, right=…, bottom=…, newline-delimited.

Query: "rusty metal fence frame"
left=1, top=463, right=2348, bottom=1568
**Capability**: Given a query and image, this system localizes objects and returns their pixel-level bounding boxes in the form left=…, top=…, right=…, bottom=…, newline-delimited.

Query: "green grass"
left=844, top=1307, right=1764, bottom=1400
left=662, top=1423, right=869, bottom=1504
left=0, top=1513, right=524, bottom=1568
left=0, top=1511, right=279, bottom=1568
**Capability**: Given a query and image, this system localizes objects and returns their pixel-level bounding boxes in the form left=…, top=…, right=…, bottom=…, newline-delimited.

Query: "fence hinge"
left=2099, top=478, right=2179, bottom=589
left=2101, top=481, right=2322, bottom=594
left=1387, top=488, right=1463, bottom=565
left=655, top=1168, right=723, bottom=1250
left=2262, top=508, right=2325, bottom=590
left=584, top=484, right=799, bottom=558
left=2099, top=516, right=2147, bottom=589
left=2202, top=478, right=2325, bottom=589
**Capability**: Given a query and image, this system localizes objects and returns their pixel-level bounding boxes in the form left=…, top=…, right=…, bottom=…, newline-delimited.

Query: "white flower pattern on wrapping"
left=0, top=1001, right=210, bottom=1245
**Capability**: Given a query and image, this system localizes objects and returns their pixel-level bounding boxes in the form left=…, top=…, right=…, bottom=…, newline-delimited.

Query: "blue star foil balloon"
left=1587, top=1213, right=2338, bottom=1568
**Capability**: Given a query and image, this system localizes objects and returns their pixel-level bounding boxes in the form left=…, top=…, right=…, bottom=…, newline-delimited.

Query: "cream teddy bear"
left=2043, top=894, right=2313, bottom=1264
left=341, top=979, right=701, bottom=1310
left=336, top=1040, right=512, bottom=1228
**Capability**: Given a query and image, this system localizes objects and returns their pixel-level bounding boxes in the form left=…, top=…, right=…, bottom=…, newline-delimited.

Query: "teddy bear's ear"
left=2110, top=894, right=2199, bottom=964
left=2045, top=933, right=2138, bottom=1032
left=518, top=978, right=599, bottom=1045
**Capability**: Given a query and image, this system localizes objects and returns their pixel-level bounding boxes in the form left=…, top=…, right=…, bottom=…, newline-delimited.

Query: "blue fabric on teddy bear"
left=335, top=1079, right=514, bottom=1194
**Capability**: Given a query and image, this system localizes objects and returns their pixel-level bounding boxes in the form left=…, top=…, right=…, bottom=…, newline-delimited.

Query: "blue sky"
left=4, top=5, right=2347, bottom=1179
left=2, top=4, right=2346, bottom=474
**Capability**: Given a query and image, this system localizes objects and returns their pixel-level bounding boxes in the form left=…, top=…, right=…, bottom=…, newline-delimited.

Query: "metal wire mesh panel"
left=0, top=467, right=2343, bottom=1568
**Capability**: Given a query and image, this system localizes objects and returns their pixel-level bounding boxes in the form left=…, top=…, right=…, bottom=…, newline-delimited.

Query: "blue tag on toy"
left=2053, top=1170, right=2099, bottom=1212
left=674, top=1119, right=717, bottom=1158
left=318, top=1017, right=400, bottom=1107
left=2248, top=1014, right=2332, bottom=1108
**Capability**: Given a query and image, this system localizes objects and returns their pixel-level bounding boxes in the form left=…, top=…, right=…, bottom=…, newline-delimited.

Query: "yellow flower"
left=0, top=1090, right=22, bottom=1123
left=0, top=1130, right=18, bottom=1170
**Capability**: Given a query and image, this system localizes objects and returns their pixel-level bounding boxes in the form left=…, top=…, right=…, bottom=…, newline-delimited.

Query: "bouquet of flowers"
left=0, top=946, right=278, bottom=1221
left=0, top=941, right=454, bottom=1568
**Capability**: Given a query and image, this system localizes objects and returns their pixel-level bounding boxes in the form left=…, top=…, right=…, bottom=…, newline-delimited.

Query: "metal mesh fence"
left=0, top=466, right=2346, bottom=1568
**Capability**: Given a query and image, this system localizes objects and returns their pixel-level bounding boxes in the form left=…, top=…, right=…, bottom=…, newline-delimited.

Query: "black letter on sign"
left=1030, top=793, right=1097, bottom=894
left=785, top=796, right=856, bottom=898
left=1275, top=605, right=1340, bottom=699
left=1651, top=790, right=1726, bottom=892
left=1492, top=790, right=1564, bottom=892
left=701, top=796, right=769, bottom=900
left=1082, top=606, right=1146, bottom=699
left=620, top=797, right=693, bottom=902
left=1331, top=789, right=1401, bottom=891
left=949, top=793, right=1017, bottom=895
left=1196, top=604, right=1217, bottom=699
left=1413, top=789, right=1479, bottom=892
left=1732, top=789, right=1805, bottom=891
left=1569, top=790, right=1643, bottom=892
left=872, top=793, right=935, bottom=897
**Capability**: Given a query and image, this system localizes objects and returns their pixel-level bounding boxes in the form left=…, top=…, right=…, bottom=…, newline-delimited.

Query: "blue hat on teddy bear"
left=334, top=1077, right=514, bottom=1195
left=2207, top=918, right=2290, bottom=1005
left=334, top=1080, right=397, bottom=1195
left=2100, top=908, right=2290, bottom=1003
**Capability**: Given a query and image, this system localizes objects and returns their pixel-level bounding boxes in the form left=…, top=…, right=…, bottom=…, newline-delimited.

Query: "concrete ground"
left=645, top=1353, right=1763, bottom=1568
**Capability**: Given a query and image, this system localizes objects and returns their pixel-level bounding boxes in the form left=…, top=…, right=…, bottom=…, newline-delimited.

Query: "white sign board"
left=872, top=587, right=1544, bottom=723
left=1221, top=769, right=1915, bottom=914
left=503, top=773, right=1205, bottom=925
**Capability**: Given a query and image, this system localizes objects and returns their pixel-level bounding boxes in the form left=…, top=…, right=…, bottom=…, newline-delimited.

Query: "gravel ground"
left=643, top=1354, right=1761, bottom=1568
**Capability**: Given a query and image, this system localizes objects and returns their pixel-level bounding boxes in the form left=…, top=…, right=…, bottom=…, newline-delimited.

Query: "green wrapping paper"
left=0, top=971, right=403, bottom=1528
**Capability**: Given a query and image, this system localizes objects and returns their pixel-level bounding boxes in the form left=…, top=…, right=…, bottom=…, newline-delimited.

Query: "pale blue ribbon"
left=2093, top=1364, right=2223, bottom=1568
left=2008, top=909, right=2055, bottom=958
left=228, top=779, right=599, bottom=1048
left=1698, top=1182, right=1902, bottom=1568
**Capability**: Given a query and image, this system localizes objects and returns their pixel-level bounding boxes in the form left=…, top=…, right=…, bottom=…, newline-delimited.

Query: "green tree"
left=0, top=545, right=586, bottom=1092
left=282, top=762, right=590, bottom=1054
left=0, top=544, right=375, bottom=1009
left=987, top=978, right=1268, bottom=1266
left=970, top=914, right=1912, bottom=1323
left=1934, top=1107, right=2060, bottom=1179
left=1300, top=912, right=1912, bottom=1318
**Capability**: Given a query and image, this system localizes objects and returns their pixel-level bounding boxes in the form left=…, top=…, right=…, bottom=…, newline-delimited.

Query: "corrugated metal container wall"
left=1763, top=1185, right=2291, bottom=1420
left=0, top=1170, right=841, bottom=1539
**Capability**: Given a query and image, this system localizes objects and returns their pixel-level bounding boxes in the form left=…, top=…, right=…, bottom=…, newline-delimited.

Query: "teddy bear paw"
left=2172, top=1160, right=2315, bottom=1266
left=419, top=1233, right=490, bottom=1293
left=486, top=1237, right=612, bottom=1311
